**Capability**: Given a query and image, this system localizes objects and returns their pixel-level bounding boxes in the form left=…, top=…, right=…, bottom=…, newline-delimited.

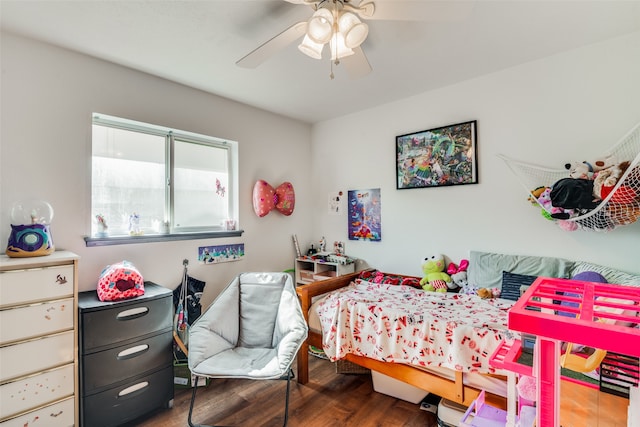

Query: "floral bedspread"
left=316, top=279, right=515, bottom=374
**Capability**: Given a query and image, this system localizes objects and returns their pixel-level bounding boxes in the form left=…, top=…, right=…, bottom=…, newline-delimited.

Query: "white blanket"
left=317, top=280, right=515, bottom=374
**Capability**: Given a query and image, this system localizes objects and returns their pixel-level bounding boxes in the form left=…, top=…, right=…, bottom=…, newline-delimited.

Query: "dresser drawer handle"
left=116, top=306, right=149, bottom=320
left=117, top=344, right=150, bottom=360
left=117, top=381, right=149, bottom=400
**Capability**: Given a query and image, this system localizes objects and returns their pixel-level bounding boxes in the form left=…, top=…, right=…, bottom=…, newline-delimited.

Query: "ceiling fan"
left=236, top=0, right=474, bottom=79
left=237, top=0, right=377, bottom=79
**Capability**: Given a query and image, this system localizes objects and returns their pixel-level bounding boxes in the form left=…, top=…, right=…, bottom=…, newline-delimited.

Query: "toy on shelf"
left=492, top=277, right=640, bottom=427
left=560, top=340, right=607, bottom=374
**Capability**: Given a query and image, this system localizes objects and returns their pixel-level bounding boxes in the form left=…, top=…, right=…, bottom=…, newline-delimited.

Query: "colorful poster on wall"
left=198, top=243, right=245, bottom=264
left=348, top=188, right=381, bottom=241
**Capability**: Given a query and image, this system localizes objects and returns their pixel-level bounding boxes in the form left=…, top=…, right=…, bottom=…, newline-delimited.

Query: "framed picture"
left=396, top=120, right=478, bottom=189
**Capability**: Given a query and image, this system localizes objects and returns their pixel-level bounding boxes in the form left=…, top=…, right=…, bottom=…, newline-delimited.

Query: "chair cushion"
left=193, top=347, right=283, bottom=379
left=188, top=272, right=308, bottom=380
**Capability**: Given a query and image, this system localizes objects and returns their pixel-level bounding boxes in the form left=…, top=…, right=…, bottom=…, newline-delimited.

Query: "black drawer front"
left=81, top=295, right=172, bottom=351
left=81, top=330, right=173, bottom=394
left=81, top=366, right=174, bottom=427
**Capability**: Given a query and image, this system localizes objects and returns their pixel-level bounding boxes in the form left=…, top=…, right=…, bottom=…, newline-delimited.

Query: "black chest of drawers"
left=78, top=281, right=174, bottom=426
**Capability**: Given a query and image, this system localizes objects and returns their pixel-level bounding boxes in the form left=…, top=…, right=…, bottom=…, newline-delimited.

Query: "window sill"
left=84, top=230, right=244, bottom=247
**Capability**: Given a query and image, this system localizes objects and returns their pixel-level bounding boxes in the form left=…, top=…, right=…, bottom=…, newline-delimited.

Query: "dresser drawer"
left=0, top=265, right=74, bottom=308
left=0, top=298, right=73, bottom=344
left=0, top=331, right=74, bottom=382
left=80, top=294, right=172, bottom=351
left=81, top=330, right=172, bottom=394
left=81, top=366, right=174, bottom=427
left=0, top=364, right=74, bottom=421
left=0, top=397, right=74, bottom=427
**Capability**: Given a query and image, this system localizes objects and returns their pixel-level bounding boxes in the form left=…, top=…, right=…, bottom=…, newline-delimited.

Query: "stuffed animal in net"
left=564, top=155, right=616, bottom=179
left=420, top=254, right=453, bottom=293
left=592, top=160, right=631, bottom=201
left=447, top=259, right=469, bottom=292
left=537, top=187, right=575, bottom=220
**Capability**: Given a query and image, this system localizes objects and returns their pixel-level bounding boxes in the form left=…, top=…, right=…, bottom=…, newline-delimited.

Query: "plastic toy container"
left=459, top=390, right=507, bottom=427
left=371, top=371, right=427, bottom=404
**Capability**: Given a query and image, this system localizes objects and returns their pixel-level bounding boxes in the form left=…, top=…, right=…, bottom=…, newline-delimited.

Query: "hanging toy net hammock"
left=499, top=121, right=640, bottom=232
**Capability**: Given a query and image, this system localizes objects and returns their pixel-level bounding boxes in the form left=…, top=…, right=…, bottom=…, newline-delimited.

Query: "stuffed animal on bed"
left=447, top=259, right=469, bottom=292
left=420, top=254, right=452, bottom=293
left=477, top=287, right=501, bottom=299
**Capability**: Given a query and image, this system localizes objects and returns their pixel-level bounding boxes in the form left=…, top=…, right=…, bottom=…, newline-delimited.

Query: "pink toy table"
left=503, top=277, right=640, bottom=427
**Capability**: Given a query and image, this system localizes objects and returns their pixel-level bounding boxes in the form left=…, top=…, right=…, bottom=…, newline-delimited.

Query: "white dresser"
left=0, top=251, right=79, bottom=427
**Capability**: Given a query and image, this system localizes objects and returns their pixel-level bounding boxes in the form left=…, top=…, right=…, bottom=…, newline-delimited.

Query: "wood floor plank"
left=131, top=355, right=629, bottom=426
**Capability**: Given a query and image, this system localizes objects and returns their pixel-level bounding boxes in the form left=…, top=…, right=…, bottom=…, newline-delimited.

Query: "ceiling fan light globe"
left=298, top=35, right=324, bottom=60
left=338, top=12, right=368, bottom=48
left=307, top=8, right=333, bottom=44
left=330, top=31, right=354, bottom=60
left=344, top=22, right=368, bottom=48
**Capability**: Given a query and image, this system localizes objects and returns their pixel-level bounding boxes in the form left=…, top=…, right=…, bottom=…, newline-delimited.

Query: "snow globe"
left=6, top=200, right=55, bottom=257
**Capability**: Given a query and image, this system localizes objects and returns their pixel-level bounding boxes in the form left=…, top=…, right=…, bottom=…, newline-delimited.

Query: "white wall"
left=312, top=31, right=640, bottom=278
left=0, top=33, right=313, bottom=307
left=3, top=31, right=639, bottom=303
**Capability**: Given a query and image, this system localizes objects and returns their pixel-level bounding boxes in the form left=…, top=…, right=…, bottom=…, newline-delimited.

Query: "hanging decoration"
left=252, top=180, right=295, bottom=217
left=198, top=243, right=245, bottom=264
left=215, top=178, right=226, bottom=197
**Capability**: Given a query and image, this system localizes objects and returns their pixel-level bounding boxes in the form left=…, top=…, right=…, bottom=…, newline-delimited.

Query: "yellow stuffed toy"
left=420, top=254, right=452, bottom=293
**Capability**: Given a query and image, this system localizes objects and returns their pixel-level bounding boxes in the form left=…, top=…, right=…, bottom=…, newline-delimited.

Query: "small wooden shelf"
left=294, top=256, right=355, bottom=286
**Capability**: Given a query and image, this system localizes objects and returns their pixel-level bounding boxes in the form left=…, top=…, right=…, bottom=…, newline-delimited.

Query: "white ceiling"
left=2, top=0, right=640, bottom=124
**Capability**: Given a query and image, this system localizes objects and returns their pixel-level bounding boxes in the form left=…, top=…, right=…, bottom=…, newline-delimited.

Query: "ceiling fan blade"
left=236, top=21, right=308, bottom=68
left=342, top=47, right=372, bottom=79
left=344, top=1, right=375, bottom=19
left=283, top=0, right=319, bottom=7
left=365, top=1, right=474, bottom=22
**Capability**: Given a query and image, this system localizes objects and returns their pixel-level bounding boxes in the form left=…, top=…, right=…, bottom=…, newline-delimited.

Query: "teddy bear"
left=564, top=155, right=617, bottom=179
left=592, top=160, right=630, bottom=201
left=477, top=287, right=501, bottom=299
left=446, top=259, right=469, bottom=292
left=420, top=254, right=452, bottom=293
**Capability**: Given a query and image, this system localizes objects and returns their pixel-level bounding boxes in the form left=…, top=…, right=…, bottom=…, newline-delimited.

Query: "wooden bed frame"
left=295, top=271, right=508, bottom=409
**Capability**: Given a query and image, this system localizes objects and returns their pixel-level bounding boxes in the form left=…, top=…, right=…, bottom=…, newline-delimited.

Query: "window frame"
left=85, top=113, right=241, bottom=247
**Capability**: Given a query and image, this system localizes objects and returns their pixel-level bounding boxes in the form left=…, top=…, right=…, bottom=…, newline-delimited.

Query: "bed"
left=296, top=270, right=512, bottom=409
left=295, top=250, right=640, bottom=410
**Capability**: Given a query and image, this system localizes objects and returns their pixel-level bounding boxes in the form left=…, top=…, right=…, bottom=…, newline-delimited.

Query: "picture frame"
left=347, top=188, right=381, bottom=242
left=396, top=120, right=478, bottom=189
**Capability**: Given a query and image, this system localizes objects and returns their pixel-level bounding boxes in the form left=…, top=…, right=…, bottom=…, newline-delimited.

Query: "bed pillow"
left=501, top=271, right=538, bottom=301
left=358, top=270, right=421, bottom=288
left=570, top=261, right=640, bottom=287
left=469, top=251, right=573, bottom=290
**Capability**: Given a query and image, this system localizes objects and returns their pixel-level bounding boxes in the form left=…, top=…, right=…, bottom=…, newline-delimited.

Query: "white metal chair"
left=187, top=272, right=308, bottom=427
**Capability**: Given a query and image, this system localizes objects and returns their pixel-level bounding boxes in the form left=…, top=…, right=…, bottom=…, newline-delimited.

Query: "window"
left=90, top=113, right=238, bottom=242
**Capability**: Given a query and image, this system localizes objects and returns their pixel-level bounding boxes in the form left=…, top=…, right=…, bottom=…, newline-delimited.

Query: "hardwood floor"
left=132, top=355, right=629, bottom=427
left=133, top=355, right=437, bottom=427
